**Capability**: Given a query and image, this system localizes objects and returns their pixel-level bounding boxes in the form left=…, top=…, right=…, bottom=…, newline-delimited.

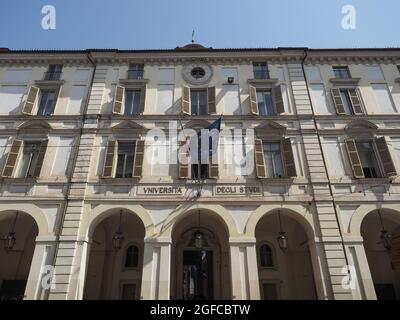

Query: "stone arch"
left=245, top=204, right=316, bottom=239
left=349, top=204, right=400, bottom=236
left=0, top=203, right=50, bottom=236
left=160, top=204, right=239, bottom=238
left=85, top=204, right=155, bottom=239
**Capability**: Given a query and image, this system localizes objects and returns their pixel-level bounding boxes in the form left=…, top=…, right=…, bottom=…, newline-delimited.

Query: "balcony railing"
left=43, top=71, right=62, bottom=81
left=253, top=70, right=270, bottom=80
left=127, top=70, right=144, bottom=80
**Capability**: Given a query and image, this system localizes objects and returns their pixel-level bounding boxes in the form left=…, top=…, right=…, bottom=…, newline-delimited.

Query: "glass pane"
left=37, top=91, right=55, bottom=115
left=257, top=91, right=274, bottom=115
left=124, top=90, right=141, bottom=116
left=340, top=90, right=353, bottom=115
left=264, top=143, right=283, bottom=177
left=356, top=142, right=380, bottom=178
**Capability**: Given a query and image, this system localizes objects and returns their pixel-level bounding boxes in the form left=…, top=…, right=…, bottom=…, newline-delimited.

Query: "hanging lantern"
left=378, top=210, right=392, bottom=251
left=112, top=210, right=124, bottom=251
left=4, top=231, right=16, bottom=252
left=380, top=230, right=392, bottom=251
left=194, top=230, right=204, bottom=249
left=277, top=210, right=288, bottom=251
left=277, top=231, right=288, bottom=251
left=2, top=211, right=18, bottom=252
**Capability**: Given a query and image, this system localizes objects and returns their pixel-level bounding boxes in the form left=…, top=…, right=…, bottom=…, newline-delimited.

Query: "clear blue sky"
left=0, top=0, right=399, bottom=50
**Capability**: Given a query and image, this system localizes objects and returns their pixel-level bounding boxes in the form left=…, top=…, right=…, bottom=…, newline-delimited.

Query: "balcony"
left=43, top=71, right=62, bottom=81
left=127, top=69, right=144, bottom=80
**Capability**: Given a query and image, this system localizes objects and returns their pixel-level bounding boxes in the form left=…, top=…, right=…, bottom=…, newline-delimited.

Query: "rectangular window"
left=339, top=89, right=354, bottom=115
left=116, top=142, right=136, bottom=178
left=256, top=90, right=275, bottom=115
left=191, top=164, right=209, bottom=180
left=355, top=141, right=381, bottom=178
left=37, top=89, right=56, bottom=116
left=310, top=84, right=333, bottom=114
left=253, top=62, right=269, bottom=79
left=127, top=64, right=144, bottom=80
left=305, top=66, right=322, bottom=81
left=124, top=89, right=141, bottom=116
left=367, top=66, right=384, bottom=81
left=263, top=142, right=284, bottom=178
left=333, top=66, right=351, bottom=79
left=372, top=84, right=397, bottom=113
left=17, top=142, right=41, bottom=178
left=190, top=89, right=208, bottom=115
left=44, top=64, right=63, bottom=81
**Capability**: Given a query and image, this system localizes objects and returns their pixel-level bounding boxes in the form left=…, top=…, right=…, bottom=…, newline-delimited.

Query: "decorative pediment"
left=254, top=120, right=287, bottom=134
left=17, top=120, right=52, bottom=131
left=111, top=120, right=145, bottom=131
left=345, top=119, right=378, bottom=134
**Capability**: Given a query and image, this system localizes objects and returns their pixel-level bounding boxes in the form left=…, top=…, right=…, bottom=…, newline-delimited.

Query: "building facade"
left=0, top=45, right=399, bottom=300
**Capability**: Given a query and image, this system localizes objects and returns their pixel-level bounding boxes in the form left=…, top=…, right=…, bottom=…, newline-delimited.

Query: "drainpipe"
left=48, top=51, right=96, bottom=299
left=300, top=50, right=352, bottom=295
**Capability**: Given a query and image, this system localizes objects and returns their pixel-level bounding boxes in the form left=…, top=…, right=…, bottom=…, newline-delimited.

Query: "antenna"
left=191, top=29, right=195, bottom=43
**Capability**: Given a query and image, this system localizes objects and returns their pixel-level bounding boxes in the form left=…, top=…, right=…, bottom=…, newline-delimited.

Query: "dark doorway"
left=0, top=280, right=27, bottom=300
left=182, top=250, right=213, bottom=300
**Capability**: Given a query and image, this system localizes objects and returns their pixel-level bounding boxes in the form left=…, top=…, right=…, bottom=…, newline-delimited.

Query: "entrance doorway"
left=171, top=211, right=232, bottom=300
left=183, top=250, right=213, bottom=300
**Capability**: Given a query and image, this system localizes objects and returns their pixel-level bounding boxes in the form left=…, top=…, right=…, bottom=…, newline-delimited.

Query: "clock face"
left=182, top=64, right=213, bottom=85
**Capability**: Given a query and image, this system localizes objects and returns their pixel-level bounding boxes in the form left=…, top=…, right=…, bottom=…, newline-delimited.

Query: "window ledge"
left=329, top=77, right=360, bottom=86
left=0, top=177, right=36, bottom=183
left=247, top=78, right=279, bottom=86
left=119, top=79, right=149, bottom=85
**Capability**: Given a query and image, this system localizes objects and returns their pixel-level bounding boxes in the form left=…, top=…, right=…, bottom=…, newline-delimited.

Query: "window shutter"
left=32, top=140, right=48, bottom=178
left=208, top=86, right=216, bottom=114
left=139, top=86, right=146, bottom=114
left=208, top=155, right=219, bottom=178
left=133, top=140, right=145, bottom=178
left=2, top=139, right=23, bottom=177
left=102, top=140, right=116, bottom=178
left=182, top=86, right=190, bottom=115
left=254, top=139, right=266, bottom=178
left=345, top=139, right=364, bottom=178
left=282, top=138, right=297, bottom=177
left=272, top=85, right=285, bottom=114
left=22, top=86, right=39, bottom=114
left=375, top=137, right=397, bottom=177
left=331, top=88, right=346, bottom=115
left=178, top=140, right=189, bottom=179
left=112, top=85, right=124, bottom=114
left=348, top=88, right=364, bottom=114
left=249, top=85, right=259, bottom=115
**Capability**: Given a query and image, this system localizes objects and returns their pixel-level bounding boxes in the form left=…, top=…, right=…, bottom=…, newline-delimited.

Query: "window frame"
left=36, top=89, right=57, bottom=116
left=127, top=64, right=144, bottom=80
left=354, top=139, right=383, bottom=179
left=333, top=66, right=351, bottom=79
left=44, top=64, right=63, bottom=81
left=253, top=62, right=270, bottom=80
left=16, top=141, right=42, bottom=178
left=190, top=88, right=208, bottom=115
left=258, top=242, right=276, bottom=269
left=123, top=243, right=141, bottom=270
left=262, top=141, right=285, bottom=178
left=115, top=140, right=136, bottom=178
left=256, top=89, right=276, bottom=116
left=123, top=89, right=142, bottom=116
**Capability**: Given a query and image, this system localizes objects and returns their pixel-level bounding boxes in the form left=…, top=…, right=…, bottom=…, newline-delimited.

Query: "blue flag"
left=197, top=116, right=222, bottom=162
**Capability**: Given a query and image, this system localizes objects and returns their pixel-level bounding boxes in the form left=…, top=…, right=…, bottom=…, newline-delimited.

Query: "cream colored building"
left=0, top=45, right=399, bottom=300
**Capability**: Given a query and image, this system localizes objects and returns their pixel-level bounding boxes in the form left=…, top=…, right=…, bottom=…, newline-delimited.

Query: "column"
left=24, top=235, right=57, bottom=300
left=229, top=238, right=261, bottom=300
left=141, top=237, right=171, bottom=300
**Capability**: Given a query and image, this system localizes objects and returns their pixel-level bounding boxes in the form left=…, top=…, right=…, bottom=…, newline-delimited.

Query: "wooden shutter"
left=208, top=86, right=216, bottom=114
left=208, top=155, right=219, bottom=178
left=102, top=140, right=116, bottom=178
left=272, top=85, right=285, bottom=114
left=182, top=86, right=190, bottom=115
left=331, top=88, right=346, bottom=115
left=2, top=139, right=23, bottom=177
left=249, top=85, right=259, bottom=115
left=178, top=140, right=189, bottom=179
left=133, top=140, right=145, bottom=178
left=282, top=138, right=297, bottom=177
left=345, top=139, right=364, bottom=178
left=32, top=140, right=48, bottom=177
left=375, top=137, right=397, bottom=177
left=22, top=86, right=39, bottom=114
left=254, top=139, right=266, bottom=178
left=348, top=88, right=364, bottom=114
left=112, top=85, right=124, bottom=114
left=139, top=86, right=146, bottom=114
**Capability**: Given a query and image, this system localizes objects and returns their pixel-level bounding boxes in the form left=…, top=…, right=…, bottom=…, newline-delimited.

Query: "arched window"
left=125, top=245, right=139, bottom=268
left=259, top=243, right=274, bottom=268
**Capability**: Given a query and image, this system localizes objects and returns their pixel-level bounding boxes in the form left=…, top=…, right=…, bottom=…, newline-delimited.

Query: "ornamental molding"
left=181, top=63, right=213, bottom=85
